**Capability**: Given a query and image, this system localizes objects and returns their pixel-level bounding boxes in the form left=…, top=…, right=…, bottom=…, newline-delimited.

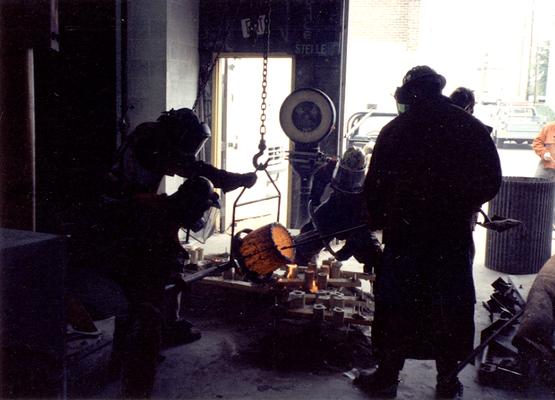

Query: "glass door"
left=215, top=56, right=293, bottom=233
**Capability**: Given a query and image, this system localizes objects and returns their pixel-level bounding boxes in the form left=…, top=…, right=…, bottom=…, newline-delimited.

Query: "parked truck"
left=492, top=103, right=547, bottom=147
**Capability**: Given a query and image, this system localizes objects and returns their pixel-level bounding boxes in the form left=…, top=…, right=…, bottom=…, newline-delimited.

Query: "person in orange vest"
left=532, top=119, right=555, bottom=229
left=533, top=120, right=555, bottom=180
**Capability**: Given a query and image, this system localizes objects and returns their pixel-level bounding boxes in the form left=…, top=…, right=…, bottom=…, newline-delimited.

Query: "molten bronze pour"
left=182, top=223, right=367, bottom=285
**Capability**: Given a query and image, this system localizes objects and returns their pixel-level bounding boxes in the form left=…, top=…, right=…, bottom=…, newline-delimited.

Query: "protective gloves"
left=221, top=172, right=257, bottom=192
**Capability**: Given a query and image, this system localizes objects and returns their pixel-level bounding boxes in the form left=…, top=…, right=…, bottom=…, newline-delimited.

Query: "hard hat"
left=402, top=65, right=446, bottom=90
left=394, top=66, right=446, bottom=108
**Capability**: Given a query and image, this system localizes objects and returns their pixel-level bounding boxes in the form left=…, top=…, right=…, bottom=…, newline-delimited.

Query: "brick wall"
left=349, top=0, right=421, bottom=51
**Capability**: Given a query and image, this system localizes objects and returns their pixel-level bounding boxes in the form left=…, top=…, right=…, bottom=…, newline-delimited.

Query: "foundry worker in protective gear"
left=107, top=176, right=219, bottom=398
left=68, top=108, right=253, bottom=396
left=294, top=147, right=382, bottom=273
left=359, top=66, right=501, bottom=398
left=105, top=108, right=256, bottom=344
left=92, top=176, right=220, bottom=398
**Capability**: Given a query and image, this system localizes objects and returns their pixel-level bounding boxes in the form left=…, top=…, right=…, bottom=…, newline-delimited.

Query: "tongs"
left=477, top=209, right=522, bottom=232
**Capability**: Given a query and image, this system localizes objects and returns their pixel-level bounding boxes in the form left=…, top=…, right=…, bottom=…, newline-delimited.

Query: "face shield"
left=171, top=176, right=220, bottom=231
left=394, top=86, right=411, bottom=114
left=188, top=206, right=221, bottom=243
left=158, top=108, right=212, bottom=158
left=330, top=147, right=367, bottom=194
left=178, top=121, right=211, bottom=157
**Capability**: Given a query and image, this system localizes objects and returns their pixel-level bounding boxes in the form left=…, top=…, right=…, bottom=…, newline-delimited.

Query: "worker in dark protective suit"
left=69, top=175, right=220, bottom=397
left=105, top=108, right=256, bottom=344
left=67, top=108, right=254, bottom=396
left=294, top=147, right=382, bottom=274
left=359, top=66, right=501, bottom=398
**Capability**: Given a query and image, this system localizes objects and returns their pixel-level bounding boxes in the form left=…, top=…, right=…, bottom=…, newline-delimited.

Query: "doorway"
left=214, top=56, right=293, bottom=233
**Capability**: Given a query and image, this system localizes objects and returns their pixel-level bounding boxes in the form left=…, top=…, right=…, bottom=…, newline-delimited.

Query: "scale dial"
left=279, top=88, right=336, bottom=144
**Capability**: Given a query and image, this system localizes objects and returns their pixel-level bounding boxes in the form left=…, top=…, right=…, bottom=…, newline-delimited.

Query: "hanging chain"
left=253, top=0, right=272, bottom=170
left=192, top=53, right=220, bottom=113
left=259, top=45, right=269, bottom=141
left=192, top=1, right=239, bottom=113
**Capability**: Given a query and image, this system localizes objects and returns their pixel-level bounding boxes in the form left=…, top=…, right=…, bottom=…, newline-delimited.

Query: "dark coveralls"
left=295, top=158, right=382, bottom=273
left=68, top=181, right=215, bottom=397
left=68, top=110, right=252, bottom=396
left=106, top=117, right=255, bottom=322
left=364, top=96, right=501, bottom=380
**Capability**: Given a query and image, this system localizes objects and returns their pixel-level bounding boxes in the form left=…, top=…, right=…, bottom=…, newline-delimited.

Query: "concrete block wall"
left=126, top=0, right=199, bottom=194
left=167, top=0, right=199, bottom=110
left=127, top=0, right=199, bottom=133
left=127, top=0, right=168, bottom=132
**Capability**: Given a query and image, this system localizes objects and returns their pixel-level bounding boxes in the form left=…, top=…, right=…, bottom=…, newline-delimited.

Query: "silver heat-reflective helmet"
left=330, top=147, right=367, bottom=194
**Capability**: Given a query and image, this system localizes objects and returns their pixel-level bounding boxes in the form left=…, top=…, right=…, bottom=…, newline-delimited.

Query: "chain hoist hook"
left=252, top=140, right=269, bottom=170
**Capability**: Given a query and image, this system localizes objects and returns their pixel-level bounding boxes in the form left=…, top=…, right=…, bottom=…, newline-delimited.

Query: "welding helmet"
left=170, top=176, right=220, bottom=231
left=394, top=66, right=446, bottom=113
left=330, top=147, right=367, bottom=194
left=157, top=108, right=211, bottom=157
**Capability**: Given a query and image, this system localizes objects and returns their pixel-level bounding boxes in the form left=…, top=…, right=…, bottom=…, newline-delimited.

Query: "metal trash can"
left=485, top=176, right=555, bottom=274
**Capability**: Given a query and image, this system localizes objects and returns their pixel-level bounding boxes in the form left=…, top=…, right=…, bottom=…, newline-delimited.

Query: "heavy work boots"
left=120, top=303, right=162, bottom=399
left=353, top=367, right=464, bottom=398
left=435, top=377, right=463, bottom=398
left=353, top=367, right=400, bottom=398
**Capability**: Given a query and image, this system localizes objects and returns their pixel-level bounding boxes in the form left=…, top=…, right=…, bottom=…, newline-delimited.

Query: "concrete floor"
left=66, top=227, right=555, bottom=399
